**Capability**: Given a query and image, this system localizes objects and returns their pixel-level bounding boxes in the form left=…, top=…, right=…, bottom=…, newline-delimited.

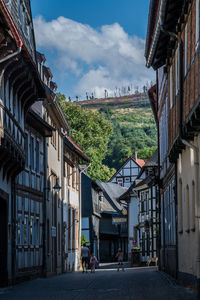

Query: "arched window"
left=178, top=179, right=183, bottom=233
left=191, top=181, right=195, bottom=230
left=186, top=185, right=190, bottom=232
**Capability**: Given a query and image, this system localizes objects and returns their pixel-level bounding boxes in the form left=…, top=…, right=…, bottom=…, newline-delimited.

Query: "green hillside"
left=89, top=104, right=157, bottom=170
left=57, top=92, right=157, bottom=180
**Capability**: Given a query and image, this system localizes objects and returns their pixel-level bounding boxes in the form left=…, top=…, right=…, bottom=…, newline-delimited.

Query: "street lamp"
left=53, top=177, right=61, bottom=193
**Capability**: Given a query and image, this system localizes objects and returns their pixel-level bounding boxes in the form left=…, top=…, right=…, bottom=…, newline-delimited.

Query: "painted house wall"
left=128, top=195, right=139, bottom=258
left=177, top=135, right=200, bottom=283
left=63, top=148, right=80, bottom=272
left=45, top=122, right=63, bottom=276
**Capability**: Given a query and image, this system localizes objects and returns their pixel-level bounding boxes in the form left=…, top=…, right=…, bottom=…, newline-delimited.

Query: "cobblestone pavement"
left=0, top=266, right=197, bottom=300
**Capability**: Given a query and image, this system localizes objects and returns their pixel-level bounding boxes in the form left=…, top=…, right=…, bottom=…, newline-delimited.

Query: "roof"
left=136, top=158, right=146, bottom=168
left=109, top=156, right=145, bottom=182
left=134, top=176, right=155, bottom=191
left=26, top=109, right=54, bottom=137
left=64, top=135, right=91, bottom=162
left=143, top=149, right=158, bottom=168
left=36, top=51, right=46, bottom=63
left=145, top=0, right=185, bottom=69
left=95, top=181, right=127, bottom=212
left=45, top=88, right=70, bottom=131
left=0, top=0, right=23, bottom=48
left=43, top=65, right=53, bottom=78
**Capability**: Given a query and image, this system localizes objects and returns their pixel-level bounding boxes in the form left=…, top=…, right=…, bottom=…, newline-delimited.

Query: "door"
left=0, top=198, right=8, bottom=286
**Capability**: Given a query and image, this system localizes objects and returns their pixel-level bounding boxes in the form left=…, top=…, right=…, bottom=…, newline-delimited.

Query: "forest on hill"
left=94, top=105, right=157, bottom=170
left=57, top=93, right=157, bottom=181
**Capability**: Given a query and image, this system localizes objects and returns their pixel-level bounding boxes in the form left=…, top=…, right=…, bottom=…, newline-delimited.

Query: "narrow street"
left=0, top=266, right=196, bottom=300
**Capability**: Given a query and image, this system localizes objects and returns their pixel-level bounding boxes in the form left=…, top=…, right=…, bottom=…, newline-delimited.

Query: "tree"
left=57, top=93, right=116, bottom=181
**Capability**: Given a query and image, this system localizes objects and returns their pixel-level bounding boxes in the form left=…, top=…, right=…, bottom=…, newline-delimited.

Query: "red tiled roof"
left=66, top=136, right=83, bottom=152
left=65, top=135, right=91, bottom=162
left=135, top=158, right=145, bottom=168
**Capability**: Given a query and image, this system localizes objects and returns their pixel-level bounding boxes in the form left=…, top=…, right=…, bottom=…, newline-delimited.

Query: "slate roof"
left=143, top=149, right=158, bottom=168
left=95, top=181, right=127, bottom=212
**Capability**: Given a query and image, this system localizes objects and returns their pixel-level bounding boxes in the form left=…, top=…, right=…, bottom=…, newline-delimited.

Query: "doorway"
left=0, top=198, right=8, bottom=286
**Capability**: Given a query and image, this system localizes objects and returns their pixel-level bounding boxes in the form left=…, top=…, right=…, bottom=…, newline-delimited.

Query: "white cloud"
left=34, top=16, right=154, bottom=98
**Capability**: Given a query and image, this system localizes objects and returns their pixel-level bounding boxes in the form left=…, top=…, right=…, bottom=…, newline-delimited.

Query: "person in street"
left=116, top=248, right=124, bottom=272
left=90, top=253, right=98, bottom=273
left=81, top=243, right=90, bottom=273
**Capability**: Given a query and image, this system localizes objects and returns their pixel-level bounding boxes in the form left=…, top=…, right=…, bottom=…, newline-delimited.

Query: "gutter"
left=146, top=0, right=168, bottom=68
left=0, top=0, right=23, bottom=64
left=0, top=46, right=21, bottom=64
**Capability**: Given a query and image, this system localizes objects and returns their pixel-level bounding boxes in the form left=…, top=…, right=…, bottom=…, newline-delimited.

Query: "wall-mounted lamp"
left=48, top=173, right=62, bottom=193
left=53, top=177, right=61, bottom=193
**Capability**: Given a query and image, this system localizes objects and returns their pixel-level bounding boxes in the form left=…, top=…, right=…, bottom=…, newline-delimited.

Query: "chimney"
left=134, top=152, right=137, bottom=160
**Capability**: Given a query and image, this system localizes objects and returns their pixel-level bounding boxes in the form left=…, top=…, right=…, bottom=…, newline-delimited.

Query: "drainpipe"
left=0, top=47, right=21, bottom=64
left=156, top=70, right=162, bottom=271
left=42, top=136, right=48, bottom=277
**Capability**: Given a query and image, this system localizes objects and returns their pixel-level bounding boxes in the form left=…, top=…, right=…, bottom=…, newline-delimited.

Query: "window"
left=124, top=177, right=130, bottom=182
left=169, top=66, right=173, bottom=108
left=72, top=209, right=75, bottom=250
left=36, top=140, right=40, bottom=173
left=24, top=216, right=29, bottom=245
left=141, top=193, right=145, bottom=213
left=186, top=185, right=190, bottom=231
left=178, top=179, right=183, bottom=232
left=25, top=133, right=28, bottom=167
left=76, top=168, right=79, bottom=191
left=68, top=207, right=71, bottom=251
left=30, top=136, right=34, bottom=170
left=175, top=45, right=180, bottom=95
left=67, top=164, right=71, bottom=187
left=36, top=218, right=39, bottom=246
left=196, top=0, right=200, bottom=47
left=184, top=23, right=188, bottom=76
left=17, top=217, right=22, bottom=245
left=191, top=182, right=195, bottom=230
left=146, top=232, right=150, bottom=256
left=30, top=217, right=34, bottom=245
left=142, top=232, right=145, bottom=256
left=58, top=223, right=60, bottom=253
left=117, top=178, right=123, bottom=186
left=72, top=167, right=76, bottom=189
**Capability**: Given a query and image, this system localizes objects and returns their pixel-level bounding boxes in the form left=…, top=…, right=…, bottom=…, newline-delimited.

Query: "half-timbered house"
left=145, top=0, right=200, bottom=295
left=15, top=108, right=53, bottom=282
left=109, top=155, right=145, bottom=188
left=0, top=0, right=45, bottom=286
left=134, top=151, right=159, bottom=264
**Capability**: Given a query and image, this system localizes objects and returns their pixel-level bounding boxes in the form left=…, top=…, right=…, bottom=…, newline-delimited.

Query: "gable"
left=110, top=157, right=141, bottom=182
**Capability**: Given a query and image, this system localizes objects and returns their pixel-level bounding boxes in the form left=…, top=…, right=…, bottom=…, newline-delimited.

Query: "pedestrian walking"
left=90, top=253, right=98, bottom=273
left=81, top=243, right=90, bottom=273
left=116, top=248, right=125, bottom=272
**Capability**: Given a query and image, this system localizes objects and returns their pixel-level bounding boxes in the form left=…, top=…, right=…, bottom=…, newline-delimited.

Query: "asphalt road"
left=0, top=265, right=197, bottom=300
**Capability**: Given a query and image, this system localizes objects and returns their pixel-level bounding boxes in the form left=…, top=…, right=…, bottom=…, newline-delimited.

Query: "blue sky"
left=31, top=0, right=154, bottom=100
